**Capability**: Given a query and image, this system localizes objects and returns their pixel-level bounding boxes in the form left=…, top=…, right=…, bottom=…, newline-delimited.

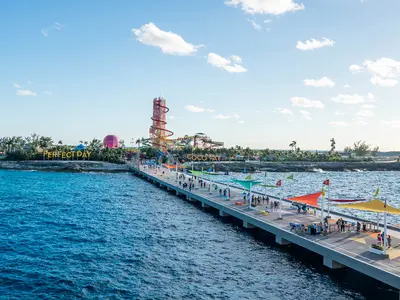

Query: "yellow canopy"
left=336, top=199, right=400, bottom=215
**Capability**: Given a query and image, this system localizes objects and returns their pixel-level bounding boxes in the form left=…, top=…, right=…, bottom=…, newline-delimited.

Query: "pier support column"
left=167, top=187, right=170, bottom=191
left=275, top=236, right=291, bottom=245
left=219, top=210, right=229, bottom=217
left=176, top=190, right=180, bottom=196
left=186, top=195, right=191, bottom=201
left=201, top=202, right=210, bottom=208
left=243, top=221, right=255, bottom=229
left=323, top=256, right=344, bottom=269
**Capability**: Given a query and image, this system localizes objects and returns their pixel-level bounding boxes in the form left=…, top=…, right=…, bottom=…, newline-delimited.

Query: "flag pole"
left=321, top=187, right=325, bottom=223
left=264, top=172, right=267, bottom=198
left=278, top=184, right=283, bottom=219
left=327, top=178, right=331, bottom=217
left=383, top=210, right=387, bottom=254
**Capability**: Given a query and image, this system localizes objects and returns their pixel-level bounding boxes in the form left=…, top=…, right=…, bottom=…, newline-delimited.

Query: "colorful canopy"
left=329, top=199, right=366, bottom=203
left=287, top=192, right=322, bottom=207
left=336, top=199, right=400, bottom=214
left=232, top=179, right=262, bottom=190
left=163, top=164, right=177, bottom=169
left=259, top=184, right=279, bottom=188
left=190, top=170, right=219, bottom=176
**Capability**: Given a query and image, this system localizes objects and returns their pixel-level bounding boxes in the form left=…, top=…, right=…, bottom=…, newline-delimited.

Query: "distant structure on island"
left=147, top=97, right=224, bottom=153
left=149, top=97, right=174, bottom=153
left=103, top=135, right=119, bottom=148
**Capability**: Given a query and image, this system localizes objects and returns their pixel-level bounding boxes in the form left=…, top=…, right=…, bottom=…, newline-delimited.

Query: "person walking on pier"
left=377, top=233, right=382, bottom=246
left=387, top=234, right=392, bottom=248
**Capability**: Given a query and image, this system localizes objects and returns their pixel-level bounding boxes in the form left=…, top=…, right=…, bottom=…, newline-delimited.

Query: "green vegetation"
left=0, top=134, right=127, bottom=163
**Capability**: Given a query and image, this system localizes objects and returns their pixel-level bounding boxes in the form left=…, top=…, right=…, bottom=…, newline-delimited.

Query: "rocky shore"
left=0, top=161, right=130, bottom=173
left=191, top=161, right=400, bottom=173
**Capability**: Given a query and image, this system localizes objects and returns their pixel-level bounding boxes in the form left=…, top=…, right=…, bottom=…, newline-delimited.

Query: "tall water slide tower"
left=149, top=97, right=174, bottom=153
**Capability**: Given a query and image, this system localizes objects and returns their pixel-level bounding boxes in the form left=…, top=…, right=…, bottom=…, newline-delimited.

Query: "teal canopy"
left=258, top=184, right=279, bottom=188
left=232, top=179, right=262, bottom=190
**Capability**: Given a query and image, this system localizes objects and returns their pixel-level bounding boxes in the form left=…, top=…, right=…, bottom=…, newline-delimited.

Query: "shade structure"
left=163, top=164, right=178, bottom=169
left=329, top=199, right=366, bottom=203
left=259, top=184, right=279, bottom=188
left=287, top=192, right=322, bottom=207
left=232, top=179, right=262, bottom=190
left=190, top=170, right=219, bottom=176
left=336, top=199, right=400, bottom=214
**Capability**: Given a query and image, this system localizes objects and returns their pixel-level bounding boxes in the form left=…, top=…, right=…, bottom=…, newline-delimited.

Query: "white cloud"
left=206, top=108, right=215, bottom=113
left=303, top=77, right=335, bottom=87
left=362, top=104, right=377, bottom=109
left=132, top=23, right=203, bottom=56
left=41, top=22, right=64, bottom=37
left=349, top=64, right=362, bottom=73
left=274, top=108, right=293, bottom=115
left=238, top=120, right=245, bottom=124
left=296, top=38, right=335, bottom=51
left=291, top=97, right=324, bottom=108
left=363, top=58, right=400, bottom=78
left=330, top=121, right=351, bottom=127
left=168, top=116, right=176, bottom=120
left=300, top=110, right=312, bottom=120
left=365, top=92, right=377, bottom=103
left=344, top=84, right=350, bottom=88
left=230, top=55, right=242, bottom=64
left=13, top=83, right=20, bottom=88
left=185, top=105, right=205, bottom=113
left=16, top=90, right=37, bottom=96
left=247, top=19, right=262, bottom=30
left=264, top=19, right=272, bottom=23
left=370, top=76, right=398, bottom=87
left=331, top=94, right=364, bottom=104
left=354, top=119, right=368, bottom=126
left=356, top=110, right=374, bottom=117
left=213, top=114, right=232, bottom=120
left=335, top=111, right=347, bottom=116
left=225, top=0, right=304, bottom=15
left=381, top=120, right=400, bottom=128
left=233, top=114, right=240, bottom=119
left=207, top=53, right=247, bottom=73
left=44, top=91, right=52, bottom=95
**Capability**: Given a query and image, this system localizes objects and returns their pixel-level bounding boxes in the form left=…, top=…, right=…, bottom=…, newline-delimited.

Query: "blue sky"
left=1, top=0, right=400, bottom=150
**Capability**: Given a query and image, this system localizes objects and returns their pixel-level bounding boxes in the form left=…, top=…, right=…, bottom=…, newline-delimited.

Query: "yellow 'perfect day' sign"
left=43, top=151, right=91, bottom=160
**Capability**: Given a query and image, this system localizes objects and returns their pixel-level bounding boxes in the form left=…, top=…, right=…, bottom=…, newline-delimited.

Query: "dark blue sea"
left=0, top=170, right=388, bottom=299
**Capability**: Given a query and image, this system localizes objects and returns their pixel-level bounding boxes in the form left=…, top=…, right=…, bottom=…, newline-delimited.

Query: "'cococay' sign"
left=43, top=151, right=92, bottom=160
left=187, top=154, right=221, bottom=161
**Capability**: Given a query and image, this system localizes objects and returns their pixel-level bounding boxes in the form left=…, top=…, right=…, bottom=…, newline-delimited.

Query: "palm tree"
left=289, top=141, right=297, bottom=152
left=135, top=138, right=141, bottom=149
left=58, top=140, right=63, bottom=145
left=329, top=138, right=336, bottom=155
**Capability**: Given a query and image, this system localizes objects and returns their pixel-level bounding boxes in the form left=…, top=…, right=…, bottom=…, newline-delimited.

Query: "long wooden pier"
left=132, top=166, right=400, bottom=298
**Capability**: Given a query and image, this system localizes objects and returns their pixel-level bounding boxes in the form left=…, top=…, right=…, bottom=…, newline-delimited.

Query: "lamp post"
left=278, top=187, right=283, bottom=219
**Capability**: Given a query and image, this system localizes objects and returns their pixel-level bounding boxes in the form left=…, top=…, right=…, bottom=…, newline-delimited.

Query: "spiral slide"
left=150, top=98, right=174, bottom=152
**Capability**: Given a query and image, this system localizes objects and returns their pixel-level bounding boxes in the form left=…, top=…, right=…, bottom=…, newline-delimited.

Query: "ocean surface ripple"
left=0, top=170, right=378, bottom=299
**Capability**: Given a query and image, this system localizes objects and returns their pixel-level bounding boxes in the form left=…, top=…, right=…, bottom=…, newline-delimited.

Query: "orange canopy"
left=287, top=192, right=322, bottom=207
left=163, top=164, right=178, bottom=169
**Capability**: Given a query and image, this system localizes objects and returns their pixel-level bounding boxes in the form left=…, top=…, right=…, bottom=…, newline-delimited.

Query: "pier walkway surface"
left=133, top=166, right=400, bottom=295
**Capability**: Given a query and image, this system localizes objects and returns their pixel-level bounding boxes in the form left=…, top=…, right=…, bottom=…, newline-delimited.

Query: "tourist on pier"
left=341, top=219, right=346, bottom=232
left=377, top=233, right=382, bottom=246
left=356, top=222, right=361, bottom=234
left=387, top=235, right=392, bottom=248
left=266, top=196, right=270, bottom=205
left=219, top=189, right=222, bottom=196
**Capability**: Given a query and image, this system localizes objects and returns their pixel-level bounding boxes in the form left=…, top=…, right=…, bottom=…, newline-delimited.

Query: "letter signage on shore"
left=187, top=154, right=221, bottom=161
left=43, top=151, right=92, bottom=160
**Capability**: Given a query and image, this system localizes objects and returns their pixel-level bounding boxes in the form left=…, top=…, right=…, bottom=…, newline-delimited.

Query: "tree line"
left=0, top=134, right=126, bottom=163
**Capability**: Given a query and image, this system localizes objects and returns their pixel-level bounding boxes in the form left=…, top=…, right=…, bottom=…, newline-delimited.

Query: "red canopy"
left=287, top=192, right=322, bottom=207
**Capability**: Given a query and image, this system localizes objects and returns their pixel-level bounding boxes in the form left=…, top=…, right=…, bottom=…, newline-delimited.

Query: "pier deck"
left=133, top=167, right=400, bottom=295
